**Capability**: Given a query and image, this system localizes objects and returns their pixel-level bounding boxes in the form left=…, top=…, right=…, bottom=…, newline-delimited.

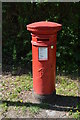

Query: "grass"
left=1, top=74, right=79, bottom=118
left=0, top=103, right=8, bottom=113
left=1, top=73, right=33, bottom=101
left=69, top=108, right=80, bottom=119
left=28, top=106, right=40, bottom=115
left=56, top=76, right=78, bottom=96
left=73, top=111, right=80, bottom=119
left=21, top=106, right=27, bottom=113
left=56, top=75, right=79, bottom=119
left=56, top=75, right=80, bottom=119
left=28, top=103, right=49, bottom=115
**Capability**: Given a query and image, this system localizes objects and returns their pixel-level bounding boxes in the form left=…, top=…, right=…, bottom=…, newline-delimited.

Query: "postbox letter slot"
left=37, top=38, right=49, bottom=41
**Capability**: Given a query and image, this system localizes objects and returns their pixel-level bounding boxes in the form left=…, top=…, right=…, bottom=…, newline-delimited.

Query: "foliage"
left=2, top=2, right=80, bottom=76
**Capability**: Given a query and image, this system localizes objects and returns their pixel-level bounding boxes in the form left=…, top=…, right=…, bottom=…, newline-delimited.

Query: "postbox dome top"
left=27, top=21, right=62, bottom=35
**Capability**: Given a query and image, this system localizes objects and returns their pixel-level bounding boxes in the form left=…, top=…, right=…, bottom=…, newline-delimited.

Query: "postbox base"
left=33, top=90, right=56, bottom=103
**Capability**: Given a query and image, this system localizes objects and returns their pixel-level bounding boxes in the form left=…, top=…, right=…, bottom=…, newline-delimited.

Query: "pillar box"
left=27, top=21, right=62, bottom=101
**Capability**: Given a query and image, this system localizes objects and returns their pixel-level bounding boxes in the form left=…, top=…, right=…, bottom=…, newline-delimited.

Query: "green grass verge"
left=1, top=74, right=79, bottom=118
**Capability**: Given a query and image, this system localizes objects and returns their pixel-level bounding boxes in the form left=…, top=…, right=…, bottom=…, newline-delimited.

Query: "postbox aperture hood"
left=27, top=21, right=62, bottom=35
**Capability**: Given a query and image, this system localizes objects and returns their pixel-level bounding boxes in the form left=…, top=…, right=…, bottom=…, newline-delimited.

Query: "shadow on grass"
left=1, top=94, right=80, bottom=112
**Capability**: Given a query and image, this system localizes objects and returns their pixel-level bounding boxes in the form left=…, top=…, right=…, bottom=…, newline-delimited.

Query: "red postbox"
left=27, top=21, right=62, bottom=101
